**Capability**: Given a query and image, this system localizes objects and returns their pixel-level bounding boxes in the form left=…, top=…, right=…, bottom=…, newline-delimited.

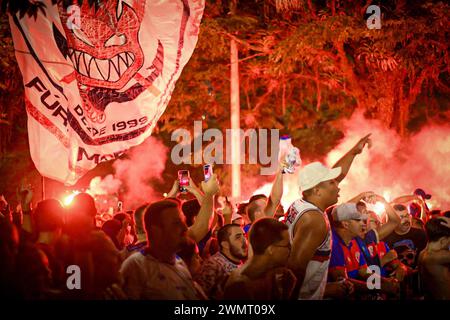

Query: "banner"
left=9, top=0, right=204, bottom=185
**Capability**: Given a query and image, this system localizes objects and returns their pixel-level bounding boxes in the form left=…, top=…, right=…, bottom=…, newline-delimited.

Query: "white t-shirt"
left=120, top=251, right=204, bottom=300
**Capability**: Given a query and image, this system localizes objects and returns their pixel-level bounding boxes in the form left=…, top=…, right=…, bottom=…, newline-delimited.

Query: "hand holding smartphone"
left=203, top=164, right=213, bottom=182
left=178, top=170, right=190, bottom=193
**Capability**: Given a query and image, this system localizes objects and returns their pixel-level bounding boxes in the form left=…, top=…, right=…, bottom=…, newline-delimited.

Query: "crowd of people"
left=0, top=134, right=449, bottom=300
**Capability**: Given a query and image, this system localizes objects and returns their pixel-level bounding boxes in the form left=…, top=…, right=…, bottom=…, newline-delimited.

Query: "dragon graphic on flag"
left=9, top=0, right=205, bottom=184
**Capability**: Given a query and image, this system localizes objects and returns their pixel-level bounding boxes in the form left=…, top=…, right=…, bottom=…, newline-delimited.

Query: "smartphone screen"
left=203, top=164, right=212, bottom=182
left=178, top=170, right=189, bottom=193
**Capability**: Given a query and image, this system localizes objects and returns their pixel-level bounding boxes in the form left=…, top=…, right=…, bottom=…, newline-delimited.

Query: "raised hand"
left=166, top=179, right=180, bottom=198
left=360, top=191, right=376, bottom=203
left=201, top=174, right=219, bottom=196
left=352, top=133, right=372, bottom=155
left=222, top=197, right=233, bottom=217
left=185, top=177, right=201, bottom=194
left=279, top=159, right=288, bottom=173
left=373, top=193, right=388, bottom=204
left=0, top=195, right=7, bottom=211
left=17, top=181, right=33, bottom=210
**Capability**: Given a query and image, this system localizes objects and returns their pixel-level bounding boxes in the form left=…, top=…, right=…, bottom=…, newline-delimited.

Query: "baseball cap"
left=332, top=203, right=368, bottom=222
left=298, top=162, right=342, bottom=192
left=392, top=239, right=415, bottom=252
left=232, top=212, right=243, bottom=222
left=414, top=188, right=431, bottom=200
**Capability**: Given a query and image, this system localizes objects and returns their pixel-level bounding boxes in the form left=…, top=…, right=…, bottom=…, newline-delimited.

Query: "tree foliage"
left=0, top=0, right=448, bottom=198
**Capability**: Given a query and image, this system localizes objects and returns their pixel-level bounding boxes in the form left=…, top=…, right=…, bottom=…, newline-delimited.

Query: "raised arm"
left=166, top=179, right=180, bottom=199
left=167, top=177, right=205, bottom=204
left=0, top=195, right=9, bottom=220
left=185, top=177, right=205, bottom=204
left=333, top=134, right=371, bottom=182
left=187, top=174, right=219, bottom=243
left=264, top=166, right=284, bottom=218
left=390, top=194, right=418, bottom=204
left=222, top=199, right=233, bottom=225
left=17, top=184, right=33, bottom=234
left=374, top=195, right=401, bottom=240
left=346, top=191, right=375, bottom=203
left=391, top=194, right=429, bottom=222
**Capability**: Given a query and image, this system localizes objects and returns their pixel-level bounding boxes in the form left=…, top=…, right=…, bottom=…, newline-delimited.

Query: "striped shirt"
left=285, top=199, right=332, bottom=300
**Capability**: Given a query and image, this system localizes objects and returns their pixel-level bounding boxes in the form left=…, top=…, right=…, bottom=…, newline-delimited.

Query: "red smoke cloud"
left=113, top=136, right=168, bottom=209
left=326, top=112, right=450, bottom=209
left=88, top=174, right=122, bottom=195
left=87, top=112, right=448, bottom=212
left=254, top=112, right=450, bottom=211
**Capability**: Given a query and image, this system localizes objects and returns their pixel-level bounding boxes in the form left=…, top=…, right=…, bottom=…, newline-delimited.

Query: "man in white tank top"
left=286, top=134, right=372, bottom=299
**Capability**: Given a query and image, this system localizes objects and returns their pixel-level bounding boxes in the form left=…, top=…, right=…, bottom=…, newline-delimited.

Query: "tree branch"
left=307, top=0, right=317, bottom=18
left=361, top=0, right=374, bottom=16
left=219, top=31, right=271, bottom=53
left=238, top=52, right=268, bottom=63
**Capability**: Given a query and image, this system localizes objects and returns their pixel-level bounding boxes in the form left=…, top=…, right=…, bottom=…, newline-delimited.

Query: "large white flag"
left=9, top=0, right=204, bottom=185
